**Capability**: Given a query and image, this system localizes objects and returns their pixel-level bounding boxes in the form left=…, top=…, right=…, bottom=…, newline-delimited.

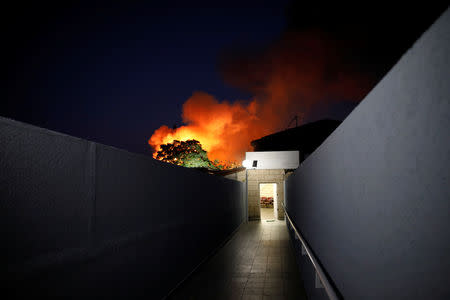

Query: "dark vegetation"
left=156, top=140, right=226, bottom=170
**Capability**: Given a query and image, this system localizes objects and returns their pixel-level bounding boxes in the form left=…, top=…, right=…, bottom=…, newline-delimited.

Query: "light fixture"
left=242, top=159, right=252, bottom=168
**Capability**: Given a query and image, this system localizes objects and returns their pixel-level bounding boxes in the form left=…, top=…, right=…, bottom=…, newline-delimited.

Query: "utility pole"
left=287, top=115, right=298, bottom=129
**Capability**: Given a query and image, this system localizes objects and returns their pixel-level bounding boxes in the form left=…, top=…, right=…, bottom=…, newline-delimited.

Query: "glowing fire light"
left=149, top=91, right=271, bottom=165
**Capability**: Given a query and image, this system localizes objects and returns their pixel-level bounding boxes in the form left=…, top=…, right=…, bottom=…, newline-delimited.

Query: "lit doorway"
left=259, top=183, right=277, bottom=220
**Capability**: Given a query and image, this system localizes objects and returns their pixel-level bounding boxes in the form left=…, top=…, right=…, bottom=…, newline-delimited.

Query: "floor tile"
left=167, top=220, right=307, bottom=300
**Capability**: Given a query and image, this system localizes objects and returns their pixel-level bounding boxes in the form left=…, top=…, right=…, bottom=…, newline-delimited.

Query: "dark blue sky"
left=4, top=2, right=288, bottom=155
left=3, top=2, right=446, bottom=156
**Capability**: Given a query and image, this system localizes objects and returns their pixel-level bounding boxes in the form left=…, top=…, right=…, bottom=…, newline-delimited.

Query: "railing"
left=283, top=205, right=340, bottom=300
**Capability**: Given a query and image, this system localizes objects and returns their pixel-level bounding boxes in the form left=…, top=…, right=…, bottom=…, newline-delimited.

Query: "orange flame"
left=149, top=91, right=269, bottom=164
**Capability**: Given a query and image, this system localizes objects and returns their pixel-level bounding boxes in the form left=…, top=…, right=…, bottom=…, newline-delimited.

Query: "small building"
left=243, top=151, right=299, bottom=221
left=225, top=119, right=341, bottom=221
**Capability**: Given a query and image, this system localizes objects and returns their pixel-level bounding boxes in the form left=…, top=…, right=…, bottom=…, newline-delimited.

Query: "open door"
left=259, top=183, right=277, bottom=220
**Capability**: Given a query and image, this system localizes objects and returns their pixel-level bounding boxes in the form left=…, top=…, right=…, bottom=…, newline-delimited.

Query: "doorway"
left=259, top=183, right=277, bottom=220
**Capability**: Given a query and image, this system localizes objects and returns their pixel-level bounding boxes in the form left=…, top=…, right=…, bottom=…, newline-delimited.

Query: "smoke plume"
left=149, top=30, right=374, bottom=163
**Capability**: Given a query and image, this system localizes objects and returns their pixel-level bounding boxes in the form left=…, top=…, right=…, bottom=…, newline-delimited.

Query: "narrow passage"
left=168, top=220, right=307, bottom=300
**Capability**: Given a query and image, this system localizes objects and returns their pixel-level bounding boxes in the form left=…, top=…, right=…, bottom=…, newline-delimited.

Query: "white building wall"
left=245, top=151, right=299, bottom=169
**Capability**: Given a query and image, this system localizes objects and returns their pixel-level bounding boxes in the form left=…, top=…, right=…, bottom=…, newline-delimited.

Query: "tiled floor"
left=167, top=220, right=307, bottom=300
left=260, top=208, right=275, bottom=220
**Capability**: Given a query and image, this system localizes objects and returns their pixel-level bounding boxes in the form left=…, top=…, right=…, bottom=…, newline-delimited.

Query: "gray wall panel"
left=286, top=9, right=450, bottom=300
left=1, top=117, right=245, bottom=299
left=0, top=119, right=92, bottom=266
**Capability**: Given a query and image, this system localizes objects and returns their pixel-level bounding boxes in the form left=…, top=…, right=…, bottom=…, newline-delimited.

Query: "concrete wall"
left=247, top=169, right=285, bottom=220
left=0, top=117, right=245, bottom=299
left=285, top=9, right=450, bottom=300
left=223, top=169, right=246, bottom=182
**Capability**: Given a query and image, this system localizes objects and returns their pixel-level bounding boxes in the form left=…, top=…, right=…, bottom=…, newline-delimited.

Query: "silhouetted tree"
left=155, top=140, right=222, bottom=170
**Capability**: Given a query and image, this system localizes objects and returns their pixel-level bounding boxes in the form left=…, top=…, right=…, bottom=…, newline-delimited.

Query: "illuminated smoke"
left=149, top=32, right=373, bottom=164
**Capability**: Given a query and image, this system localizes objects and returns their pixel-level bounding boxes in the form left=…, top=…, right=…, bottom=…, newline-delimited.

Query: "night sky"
left=3, top=1, right=447, bottom=156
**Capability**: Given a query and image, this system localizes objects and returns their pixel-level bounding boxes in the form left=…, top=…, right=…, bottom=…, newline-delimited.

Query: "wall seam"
left=87, top=142, right=96, bottom=246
